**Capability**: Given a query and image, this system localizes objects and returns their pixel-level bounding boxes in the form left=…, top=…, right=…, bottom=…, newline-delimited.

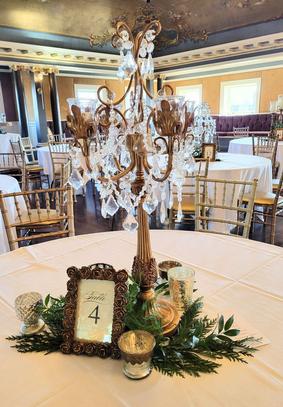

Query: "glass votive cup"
left=158, top=260, right=182, bottom=280
left=118, top=330, right=156, bottom=380
left=168, top=266, right=195, bottom=312
left=14, top=292, right=45, bottom=335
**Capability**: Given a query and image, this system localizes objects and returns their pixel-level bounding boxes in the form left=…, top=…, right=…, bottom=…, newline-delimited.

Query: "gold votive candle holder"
left=168, top=266, right=195, bottom=312
left=158, top=260, right=182, bottom=280
left=118, top=330, right=156, bottom=379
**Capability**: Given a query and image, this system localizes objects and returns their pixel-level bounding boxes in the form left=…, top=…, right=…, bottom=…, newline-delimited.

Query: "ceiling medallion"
left=89, top=1, right=208, bottom=51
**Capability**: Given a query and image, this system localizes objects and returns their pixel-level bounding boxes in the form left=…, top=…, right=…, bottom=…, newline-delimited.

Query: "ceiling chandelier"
left=89, top=0, right=208, bottom=51
left=67, top=18, right=214, bottom=334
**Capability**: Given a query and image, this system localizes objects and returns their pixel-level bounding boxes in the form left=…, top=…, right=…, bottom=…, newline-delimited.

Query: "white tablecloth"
left=0, top=174, right=26, bottom=254
left=228, top=137, right=283, bottom=172
left=0, top=133, right=20, bottom=153
left=0, top=230, right=282, bottom=406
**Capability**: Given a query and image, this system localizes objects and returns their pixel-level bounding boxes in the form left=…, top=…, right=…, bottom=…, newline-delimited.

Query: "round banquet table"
left=0, top=174, right=25, bottom=254
left=0, top=133, right=20, bottom=153
left=0, top=230, right=282, bottom=407
left=209, top=152, right=272, bottom=193
left=228, top=137, right=283, bottom=170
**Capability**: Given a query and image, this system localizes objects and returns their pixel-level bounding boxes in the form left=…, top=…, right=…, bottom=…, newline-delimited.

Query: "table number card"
left=61, top=263, right=128, bottom=359
left=75, top=279, right=115, bottom=343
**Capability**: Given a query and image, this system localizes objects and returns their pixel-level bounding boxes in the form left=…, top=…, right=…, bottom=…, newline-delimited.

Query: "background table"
left=0, top=174, right=26, bottom=254
left=0, top=230, right=282, bottom=406
left=0, top=133, right=20, bottom=154
left=228, top=137, right=283, bottom=171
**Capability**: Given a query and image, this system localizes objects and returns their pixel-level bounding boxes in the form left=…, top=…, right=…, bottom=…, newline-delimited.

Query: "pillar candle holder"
left=168, top=266, right=195, bottom=312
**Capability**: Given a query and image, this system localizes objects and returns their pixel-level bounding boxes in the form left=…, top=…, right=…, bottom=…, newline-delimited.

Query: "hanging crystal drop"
left=123, top=51, right=137, bottom=76
left=160, top=200, right=166, bottom=223
left=146, top=54, right=154, bottom=80
left=168, top=186, right=174, bottom=209
left=68, top=169, right=84, bottom=190
left=105, top=195, right=119, bottom=216
left=177, top=202, right=183, bottom=222
left=101, top=199, right=107, bottom=218
left=122, top=212, right=138, bottom=232
left=143, top=193, right=158, bottom=215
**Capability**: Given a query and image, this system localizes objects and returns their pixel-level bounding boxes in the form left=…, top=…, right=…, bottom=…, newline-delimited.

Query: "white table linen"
left=0, top=174, right=26, bottom=254
left=0, top=133, right=20, bottom=154
left=228, top=137, right=283, bottom=172
left=0, top=230, right=282, bottom=407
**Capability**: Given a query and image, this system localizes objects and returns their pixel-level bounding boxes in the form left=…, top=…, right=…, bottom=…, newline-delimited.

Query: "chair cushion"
left=16, top=209, right=64, bottom=225
left=243, top=192, right=283, bottom=206
left=272, top=179, right=280, bottom=189
left=172, top=196, right=195, bottom=211
left=26, top=164, right=43, bottom=172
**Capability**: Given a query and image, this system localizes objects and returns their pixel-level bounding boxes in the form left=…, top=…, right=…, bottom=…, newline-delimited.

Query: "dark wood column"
left=12, top=70, right=29, bottom=138
left=48, top=72, right=62, bottom=135
left=157, top=75, right=163, bottom=92
left=30, top=72, right=48, bottom=144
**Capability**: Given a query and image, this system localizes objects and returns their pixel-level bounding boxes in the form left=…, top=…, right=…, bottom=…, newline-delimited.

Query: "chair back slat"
left=233, top=127, right=249, bottom=138
left=0, top=186, right=75, bottom=250
left=195, top=176, right=258, bottom=238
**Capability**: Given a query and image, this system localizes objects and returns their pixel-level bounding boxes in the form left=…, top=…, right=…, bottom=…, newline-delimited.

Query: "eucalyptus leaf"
left=224, top=315, right=234, bottom=331
left=218, top=315, right=224, bottom=333
left=224, top=329, right=240, bottom=337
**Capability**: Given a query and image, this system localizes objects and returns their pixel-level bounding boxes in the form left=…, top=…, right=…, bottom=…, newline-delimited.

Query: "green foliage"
left=7, top=285, right=260, bottom=378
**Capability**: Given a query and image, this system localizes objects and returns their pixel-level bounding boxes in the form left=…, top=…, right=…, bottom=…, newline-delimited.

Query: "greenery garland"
left=7, top=281, right=260, bottom=377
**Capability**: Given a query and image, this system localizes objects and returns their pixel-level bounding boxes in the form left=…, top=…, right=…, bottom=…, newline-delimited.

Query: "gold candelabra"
left=68, top=20, right=194, bottom=334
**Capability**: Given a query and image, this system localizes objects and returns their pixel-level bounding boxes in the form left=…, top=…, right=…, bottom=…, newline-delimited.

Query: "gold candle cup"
left=158, top=260, right=182, bottom=280
left=118, top=330, right=156, bottom=380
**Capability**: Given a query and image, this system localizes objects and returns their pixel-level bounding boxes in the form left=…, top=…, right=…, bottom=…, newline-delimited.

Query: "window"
left=74, top=84, right=98, bottom=100
left=176, top=84, right=202, bottom=105
left=220, top=78, right=261, bottom=115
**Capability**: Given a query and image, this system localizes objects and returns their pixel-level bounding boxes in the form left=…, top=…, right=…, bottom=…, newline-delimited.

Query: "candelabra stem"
left=132, top=200, right=180, bottom=335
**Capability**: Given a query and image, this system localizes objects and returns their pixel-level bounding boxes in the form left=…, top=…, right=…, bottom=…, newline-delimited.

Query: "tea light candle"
left=118, top=330, right=156, bottom=379
left=168, top=266, right=195, bottom=312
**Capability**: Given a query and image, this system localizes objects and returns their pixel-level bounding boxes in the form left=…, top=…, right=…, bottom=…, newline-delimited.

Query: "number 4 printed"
left=88, top=305, right=100, bottom=324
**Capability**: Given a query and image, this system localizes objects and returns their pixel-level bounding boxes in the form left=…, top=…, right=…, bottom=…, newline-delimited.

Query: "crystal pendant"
left=143, top=193, right=158, bottom=215
left=122, top=213, right=138, bottom=232
left=177, top=202, right=183, bottom=222
left=68, top=169, right=84, bottom=190
left=146, top=54, right=154, bottom=80
left=105, top=195, right=119, bottom=216
left=168, top=188, right=174, bottom=209
left=123, top=51, right=137, bottom=76
left=101, top=199, right=107, bottom=218
left=160, top=200, right=166, bottom=223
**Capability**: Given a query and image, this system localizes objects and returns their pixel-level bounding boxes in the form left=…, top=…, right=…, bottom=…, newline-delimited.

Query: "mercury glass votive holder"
left=158, top=260, right=182, bottom=280
left=168, top=267, right=195, bottom=312
left=14, top=292, right=45, bottom=335
left=118, top=330, right=156, bottom=380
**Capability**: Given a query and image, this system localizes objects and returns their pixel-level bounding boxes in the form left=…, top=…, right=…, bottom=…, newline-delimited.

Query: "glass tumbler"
left=168, top=266, right=195, bottom=312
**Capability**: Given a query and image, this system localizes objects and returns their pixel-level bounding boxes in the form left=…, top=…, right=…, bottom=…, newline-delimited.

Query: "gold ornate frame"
left=61, top=263, right=128, bottom=359
left=202, top=143, right=216, bottom=161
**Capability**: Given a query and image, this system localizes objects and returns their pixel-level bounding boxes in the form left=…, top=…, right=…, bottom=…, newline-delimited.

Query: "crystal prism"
left=160, top=201, right=166, bottom=223
left=101, top=199, right=107, bottom=218
left=105, top=195, right=119, bottom=216
left=123, top=213, right=138, bottom=232
left=177, top=202, right=183, bottom=222
left=143, top=194, right=158, bottom=215
left=68, top=169, right=84, bottom=190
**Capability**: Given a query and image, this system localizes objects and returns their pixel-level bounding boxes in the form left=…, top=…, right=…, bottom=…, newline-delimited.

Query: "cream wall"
left=167, top=67, right=283, bottom=115
left=42, top=76, right=125, bottom=121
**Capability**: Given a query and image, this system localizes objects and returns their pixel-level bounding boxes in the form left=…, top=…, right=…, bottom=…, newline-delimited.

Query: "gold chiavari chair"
left=10, top=139, right=45, bottom=189
left=48, top=141, right=70, bottom=187
left=169, top=159, right=209, bottom=229
left=252, top=134, right=279, bottom=177
left=233, top=127, right=249, bottom=139
left=0, top=152, right=25, bottom=188
left=0, top=185, right=75, bottom=251
left=195, top=176, right=258, bottom=238
left=242, top=170, right=283, bottom=244
left=20, top=136, right=38, bottom=165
